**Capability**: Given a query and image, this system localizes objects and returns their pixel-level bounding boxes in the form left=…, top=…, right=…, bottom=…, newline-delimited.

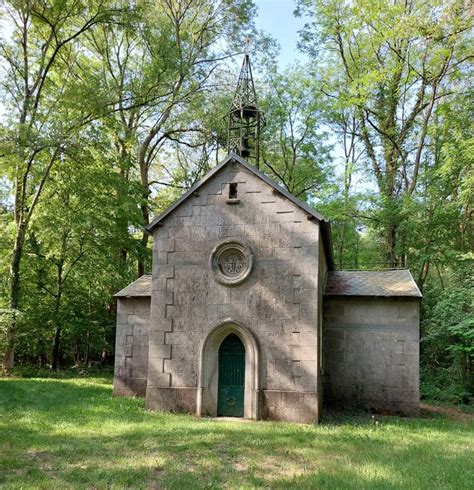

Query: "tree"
left=260, top=65, right=332, bottom=199
left=0, top=0, right=120, bottom=369
left=297, top=0, right=472, bottom=267
left=86, top=0, right=258, bottom=276
left=13, top=125, right=139, bottom=368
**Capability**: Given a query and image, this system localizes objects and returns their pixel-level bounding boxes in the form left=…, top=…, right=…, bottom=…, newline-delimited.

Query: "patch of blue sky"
left=255, top=0, right=307, bottom=68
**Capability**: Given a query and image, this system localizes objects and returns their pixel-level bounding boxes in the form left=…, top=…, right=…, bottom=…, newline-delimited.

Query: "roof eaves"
left=324, top=292, right=422, bottom=298
left=320, top=221, right=335, bottom=271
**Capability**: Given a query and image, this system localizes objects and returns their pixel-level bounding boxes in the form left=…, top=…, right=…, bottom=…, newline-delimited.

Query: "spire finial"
left=226, top=49, right=264, bottom=168
left=244, top=38, right=250, bottom=55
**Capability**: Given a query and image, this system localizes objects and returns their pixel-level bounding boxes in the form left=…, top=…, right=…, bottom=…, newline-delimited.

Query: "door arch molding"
left=197, top=320, right=260, bottom=419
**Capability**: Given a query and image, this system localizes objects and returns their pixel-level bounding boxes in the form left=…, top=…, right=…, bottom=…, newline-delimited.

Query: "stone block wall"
left=323, top=296, right=420, bottom=415
left=113, top=297, right=150, bottom=397
left=146, top=160, right=323, bottom=423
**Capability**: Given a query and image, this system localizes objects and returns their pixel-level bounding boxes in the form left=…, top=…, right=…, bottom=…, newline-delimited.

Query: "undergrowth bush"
left=420, top=263, right=473, bottom=405
left=420, top=366, right=472, bottom=405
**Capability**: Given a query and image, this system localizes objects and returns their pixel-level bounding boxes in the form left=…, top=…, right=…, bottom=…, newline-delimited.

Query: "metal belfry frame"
left=226, top=53, right=264, bottom=168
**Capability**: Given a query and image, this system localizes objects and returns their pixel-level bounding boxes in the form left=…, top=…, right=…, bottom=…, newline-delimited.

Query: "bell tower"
left=226, top=51, right=264, bottom=168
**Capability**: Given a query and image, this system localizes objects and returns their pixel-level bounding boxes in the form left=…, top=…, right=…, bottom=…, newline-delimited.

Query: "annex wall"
left=323, top=296, right=420, bottom=415
left=146, top=160, right=323, bottom=423
left=113, top=297, right=150, bottom=397
left=317, top=241, right=328, bottom=416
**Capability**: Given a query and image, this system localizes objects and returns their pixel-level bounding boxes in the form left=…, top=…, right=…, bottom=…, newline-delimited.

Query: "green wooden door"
left=217, top=334, right=245, bottom=417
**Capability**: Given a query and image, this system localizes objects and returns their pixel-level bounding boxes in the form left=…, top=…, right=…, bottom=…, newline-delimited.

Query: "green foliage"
left=420, top=366, right=472, bottom=406
left=260, top=64, right=332, bottom=198
left=297, top=0, right=472, bottom=266
left=420, top=264, right=473, bottom=403
left=8, top=365, right=113, bottom=380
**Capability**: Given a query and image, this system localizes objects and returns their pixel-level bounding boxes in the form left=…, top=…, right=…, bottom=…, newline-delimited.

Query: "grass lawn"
left=1, top=375, right=473, bottom=489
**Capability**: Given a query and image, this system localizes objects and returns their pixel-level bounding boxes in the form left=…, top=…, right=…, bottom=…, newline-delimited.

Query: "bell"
left=239, top=137, right=250, bottom=158
left=231, top=104, right=257, bottom=120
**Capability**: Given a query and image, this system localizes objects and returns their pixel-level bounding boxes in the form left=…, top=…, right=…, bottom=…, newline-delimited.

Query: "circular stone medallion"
left=221, top=252, right=245, bottom=276
left=210, top=239, right=253, bottom=286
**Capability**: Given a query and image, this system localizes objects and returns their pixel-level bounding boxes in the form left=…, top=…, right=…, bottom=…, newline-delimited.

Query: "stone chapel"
left=112, top=55, right=421, bottom=423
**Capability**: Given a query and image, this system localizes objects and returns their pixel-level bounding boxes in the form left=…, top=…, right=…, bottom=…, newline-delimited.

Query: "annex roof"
left=114, top=275, right=152, bottom=297
left=146, top=152, right=334, bottom=269
left=325, top=270, right=422, bottom=298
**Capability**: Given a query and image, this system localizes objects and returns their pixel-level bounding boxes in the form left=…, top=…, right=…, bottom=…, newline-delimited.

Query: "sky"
left=254, top=0, right=307, bottom=67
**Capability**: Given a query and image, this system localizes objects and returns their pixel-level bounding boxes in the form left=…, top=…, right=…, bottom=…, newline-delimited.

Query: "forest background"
left=0, top=0, right=472, bottom=404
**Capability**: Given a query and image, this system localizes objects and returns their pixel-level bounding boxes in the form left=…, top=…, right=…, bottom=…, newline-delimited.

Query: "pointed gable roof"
left=146, top=152, right=334, bottom=269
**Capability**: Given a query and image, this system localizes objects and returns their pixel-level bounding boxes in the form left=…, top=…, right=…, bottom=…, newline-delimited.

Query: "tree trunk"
left=138, top=171, right=150, bottom=276
left=386, top=222, right=398, bottom=268
left=51, top=327, right=62, bottom=370
left=2, top=327, right=16, bottom=371
left=418, top=260, right=430, bottom=291
left=50, top=249, right=65, bottom=370
left=2, top=223, right=27, bottom=370
left=85, top=329, right=91, bottom=368
left=75, top=339, right=81, bottom=366
left=338, top=236, right=344, bottom=269
left=4, top=9, right=32, bottom=368
left=138, top=221, right=149, bottom=277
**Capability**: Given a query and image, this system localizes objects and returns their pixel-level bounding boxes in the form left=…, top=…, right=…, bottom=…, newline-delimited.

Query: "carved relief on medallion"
left=210, top=239, right=254, bottom=286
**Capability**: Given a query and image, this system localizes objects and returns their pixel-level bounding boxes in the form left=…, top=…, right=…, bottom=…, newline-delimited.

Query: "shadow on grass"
left=1, top=378, right=472, bottom=489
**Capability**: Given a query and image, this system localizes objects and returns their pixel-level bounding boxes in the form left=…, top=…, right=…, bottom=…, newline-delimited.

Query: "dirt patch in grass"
left=420, top=403, right=474, bottom=424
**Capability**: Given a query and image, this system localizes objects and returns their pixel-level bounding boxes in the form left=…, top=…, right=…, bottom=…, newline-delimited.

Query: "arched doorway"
left=197, top=321, right=260, bottom=419
left=217, top=334, right=245, bottom=417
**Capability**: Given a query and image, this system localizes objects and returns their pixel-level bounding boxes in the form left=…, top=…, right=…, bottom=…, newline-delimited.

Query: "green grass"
left=1, top=376, right=473, bottom=489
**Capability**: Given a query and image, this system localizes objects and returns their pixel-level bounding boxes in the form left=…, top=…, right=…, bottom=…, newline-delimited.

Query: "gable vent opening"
left=229, top=183, right=238, bottom=199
